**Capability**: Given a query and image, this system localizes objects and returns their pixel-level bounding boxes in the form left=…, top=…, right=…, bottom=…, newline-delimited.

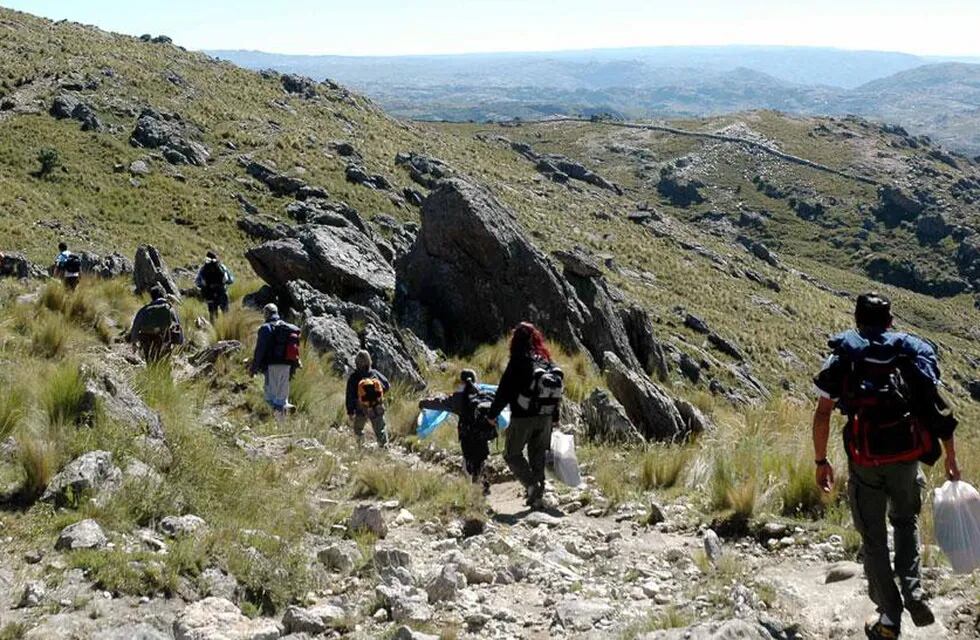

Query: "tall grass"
left=640, top=445, right=690, bottom=490
left=213, top=306, right=262, bottom=344
left=31, top=313, right=70, bottom=358
left=41, top=361, right=88, bottom=426
left=0, top=385, right=27, bottom=441
left=15, top=431, right=61, bottom=499
left=352, top=459, right=484, bottom=521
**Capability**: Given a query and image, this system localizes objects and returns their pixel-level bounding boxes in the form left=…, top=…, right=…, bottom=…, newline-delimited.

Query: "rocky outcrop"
left=246, top=224, right=395, bottom=299
left=737, top=235, right=781, bottom=269
left=395, top=153, right=454, bottom=189
left=657, top=171, right=705, bottom=206
left=362, top=323, right=427, bottom=390
left=536, top=154, right=621, bottom=193
left=134, top=245, right=180, bottom=297
left=80, top=366, right=164, bottom=440
left=130, top=109, right=210, bottom=166
left=916, top=213, right=950, bottom=243
left=865, top=255, right=969, bottom=297
left=50, top=94, right=102, bottom=131
left=873, top=185, right=925, bottom=226
left=603, top=352, right=706, bottom=442
left=237, top=215, right=292, bottom=241
left=244, top=159, right=307, bottom=197
left=281, top=74, right=316, bottom=98
left=0, top=252, right=45, bottom=279
left=41, top=451, right=122, bottom=507
left=346, top=163, right=392, bottom=190
left=581, top=388, right=644, bottom=444
left=619, top=305, right=670, bottom=380
left=172, top=597, right=279, bottom=640
left=304, top=315, right=361, bottom=374
left=396, top=178, right=583, bottom=353
left=80, top=252, right=133, bottom=279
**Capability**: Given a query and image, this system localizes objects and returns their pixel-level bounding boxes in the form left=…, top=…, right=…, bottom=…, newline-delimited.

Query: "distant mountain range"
left=208, top=46, right=980, bottom=154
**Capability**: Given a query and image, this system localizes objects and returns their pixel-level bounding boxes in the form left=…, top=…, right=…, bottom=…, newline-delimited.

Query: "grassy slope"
left=0, top=8, right=976, bottom=521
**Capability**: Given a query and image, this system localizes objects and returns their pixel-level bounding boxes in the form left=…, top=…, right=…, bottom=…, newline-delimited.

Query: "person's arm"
left=942, top=435, right=961, bottom=481
left=128, top=308, right=144, bottom=343
left=488, top=360, right=519, bottom=419
left=195, top=267, right=204, bottom=289
left=346, top=375, right=358, bottom=417
left=812, top=396, right=836, bottom=493
left=223, top=265, right=234, bottom=285
left=419, top=393, right=455, bottom=413
left=251, top=326, right=268, bottom=375
left=376, top=370, right=390, bottom=392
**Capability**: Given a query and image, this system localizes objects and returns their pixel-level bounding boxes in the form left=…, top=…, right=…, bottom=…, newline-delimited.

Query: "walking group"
left=46, top=241, right=967, bottom=639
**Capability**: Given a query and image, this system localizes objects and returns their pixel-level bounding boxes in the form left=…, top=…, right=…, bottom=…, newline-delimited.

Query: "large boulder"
left=362, top=323, right=426, bottom=390
left=80, top=252, right=133, bottom=279
left=80, top=366, right=164, bottom=440
left=41, top=451, right=122, bottom=507
left=581, top=388, right=643, bottom=444
left=131, top=109, right=210, bottom=166
left=244, top=160, right=307, bottom=197
left=619, top=305, right=670, bottom=380
left=282, top=603, right=347, bottom=635
left=304, top=315, right=361, bottom=374
left=395, top=152, right=454, bottom=189
left=0, top=252, right=45, bottom=279
left=173, top=597, right=279, bottom=640
left=638, top=619, right=773, bottom=639
left=657, top=171, right=705, bottom=206
left=246, top=224, right=394, bottom=299
left=55, top=519, right=107, bottom=551
left=134, top=245, right=180, bottom=297
left=396, top=178, right=583, bottom=353
left=603, top=352, right=703, bottom=442
left=873, top=185, right=925, bottom=226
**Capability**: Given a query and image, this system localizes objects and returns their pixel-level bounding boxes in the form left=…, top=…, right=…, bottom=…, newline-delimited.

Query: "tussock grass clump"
left=31, top=313, right=70, bottom=358
left=640, top=445, right=690, bottom=490
left=0, top=385, right=27, bottom=441
left=213, top=306, right=261, bottom=344
left=781, top=457, right=829, bottom=518
left=353, top=459, right=484, bottom=521
left=41, top=361, right=88, bottom=426
left=619, top=607, right=691, bottom=639
left=15, top=432, right=61, bottom=499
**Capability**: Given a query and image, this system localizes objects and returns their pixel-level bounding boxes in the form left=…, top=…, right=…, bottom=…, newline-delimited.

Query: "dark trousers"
left=504, top=415, right=552, bottom=489
left=459, top=429, right=490, bottom=480
left=64, top=276, right=80, bottom=291
left=206, top=288, right=229, bottom=318
left=138, top=334, right=171, bottom=362
left=848, top=461, right=924, bottom=621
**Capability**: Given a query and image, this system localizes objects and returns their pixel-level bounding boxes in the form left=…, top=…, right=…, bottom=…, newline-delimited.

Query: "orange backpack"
left=357, top=378, right=384, bottom=410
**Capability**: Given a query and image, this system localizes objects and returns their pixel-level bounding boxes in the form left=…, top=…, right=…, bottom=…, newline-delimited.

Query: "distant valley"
left=209, top=46, right=980, bottom=155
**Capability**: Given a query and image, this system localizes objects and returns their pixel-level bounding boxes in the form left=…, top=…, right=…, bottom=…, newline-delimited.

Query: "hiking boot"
left=905, top=598, right=935, bottom=627
left=525, top=482, right=545, bottom=510
left=865, top=619, right=900, bottom=639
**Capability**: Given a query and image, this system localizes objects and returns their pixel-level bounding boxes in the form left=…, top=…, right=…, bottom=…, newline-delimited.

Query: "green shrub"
left=15, top=433, right=60, bottom=499
left=41, top=361, right=88, bottom=426
left=781, top=457, right=827, bottom=518
left=36, top=147, right=61, bottom=178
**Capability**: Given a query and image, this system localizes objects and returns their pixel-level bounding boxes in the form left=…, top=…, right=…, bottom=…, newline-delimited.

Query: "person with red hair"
left=487, top=322, right=563, bottom=510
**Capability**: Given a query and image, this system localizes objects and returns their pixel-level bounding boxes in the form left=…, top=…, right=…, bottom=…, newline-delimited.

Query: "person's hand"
left=945, top=454, right=961, bottom=482
left=816, top=462, right=835, bottom=493
left=348, top=413, right=355, bottom=422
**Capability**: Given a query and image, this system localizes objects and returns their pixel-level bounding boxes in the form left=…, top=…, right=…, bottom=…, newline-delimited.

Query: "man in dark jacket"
left=195, top=251, right=234, bottom=322
left=128, top=285, right=183, bottom=362
left=346, top=350, right=390, bottom=447
left=419, top=369, right=495, bottom=494
left=486, top=322, right=561, bottom=510
left=53, top=241, right=81, bottom=290
left=812, top=293, right=959, bottom=640
left=250, top=303, right=298, bottom=417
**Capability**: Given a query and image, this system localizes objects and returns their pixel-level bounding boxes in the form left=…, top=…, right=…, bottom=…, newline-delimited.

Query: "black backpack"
left=516, top=358, right=565, bottom=416
left=463, top=386, right=498, bottom=441
left=272, top=321, right=301, bottom=364
left=200, top=260, right=225, bottom=290
left=63, top=253, right=82, bottom=274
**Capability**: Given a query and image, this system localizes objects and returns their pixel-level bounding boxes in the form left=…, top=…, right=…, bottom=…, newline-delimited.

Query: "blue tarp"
left=416, top=383, right=510, bottom=439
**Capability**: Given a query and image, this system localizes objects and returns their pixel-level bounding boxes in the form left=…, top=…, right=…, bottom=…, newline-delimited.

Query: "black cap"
left=855, top=292, right=892, bottom=330
left=58, top=241, right=68, bottom=252
left=460, top=369, right=477, bottom=383
left=149, top=285, right=166, bottom=300
left=206, top=250, right=217, bottom=260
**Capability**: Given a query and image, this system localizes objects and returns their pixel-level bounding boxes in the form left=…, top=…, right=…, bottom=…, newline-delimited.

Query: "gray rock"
left=657, top=171, right=705, bottom=206
left=703, top=529, right=723, bottom=565
left=160, top=514, right=208, bottom=538
left=282, top=603, right=347, bottom=634
left=873, top=185, right=924, bottom=225
left=18, top=581, right=46, bottom=608
left=374, top=545, right=413, bottom=585
left=173, top=597, right=279, bottom=640
left=246, top=224, right=395, bottom=299
left=425, top=563, right=466, bottom=603
left=189, top=341, right=243, bottom=367
left=581, top=388, right=643, bottom=444
left=200, top=567, right=238, bottom=600
left=361, top=323, right=426, bottom=390
left=620, top=305, right=671, bottom=380
left=50, top=93, right=80, bottom=119
left=824, top=561, right=862, bottom=584
left=134, top=244, right=180, bottom=297
left=318, top=542, right=362, bottom=573
left=604, top=352, right=698, bottom=442
left=345, top=163, right=391, bottom=190
left=916, top=213, right=950, bottom=243
left=42, top=451, right=122, bottom=507
left=56, top=519, right=107, bottom=551
left=553, top=247, right=604, bottom=278
left=376, top=584, right=433, bottom=624
left=92, top=623, right=170, bottom=640
left=130, top=108, right=210, bottom=166
left=129, top=160, right=151, bottom=176
left=554, top=598, right=613, bottom=631
left=245, top=159, right=307, bottom=196
left=737, top=235, right=781, bottom=269
left=350, top=503, right=388, bottom=538
left=394, top=152, right=454, bottom=189
left=80, top=367, right=164, bottom=439
left=639, top=619, right=773, bottom=639
left=537, top=154, right=621, bottom=193
left=238, top=215, right=293, bottom=241
left=303, top=315, right=360, bottom=374
left=281, top=74, right=317, bottom=98
left=0, top=251, right=46, bottom=279
left=392, top=626, right=439, bottom=640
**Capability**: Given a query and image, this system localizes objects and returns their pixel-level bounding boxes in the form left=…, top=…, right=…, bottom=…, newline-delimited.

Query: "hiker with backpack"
left=128, top=285, right=183, bottom=361
left=485, top=322, right=564, bottom=510
left=419, top=369, right=497, bottom=494
left=250, top=303, right=301, bottom=417
left=346, top=350, right=390, bottom=448
left=53, top=242, right=82, bottom=290
left=195, top=251, right=234, bottom=322
left=812, top=293, right=960, bottom=640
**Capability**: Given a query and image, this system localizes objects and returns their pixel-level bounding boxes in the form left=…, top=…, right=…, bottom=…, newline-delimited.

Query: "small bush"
left=781, top=457, right=827, bottom=518
left=213, top=306, right=261, bottom=343
left=726, top=477, right=757, bottom=520
left=640, top=445, right=689, bottom=490
left=16, top=433, right=60, bottom=499
left=42, top=361, right=88, bottom=426
left=39, top=280, right=68, bottom=313
left=0, top=385, right=27, bottom=441
left=36, top=147, right=61, bottom=178
left=31, top=314, right=70, bottom=358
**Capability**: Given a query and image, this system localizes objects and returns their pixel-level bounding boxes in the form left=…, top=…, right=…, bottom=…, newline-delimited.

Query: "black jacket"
left=488, top=353, right=560, bottom=421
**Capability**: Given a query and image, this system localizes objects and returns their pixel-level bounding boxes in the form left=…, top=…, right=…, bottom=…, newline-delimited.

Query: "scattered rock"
left=55, top=519, right=107, bottom=551
left=173, top=597, right=279, bottom=640
left=555, top=598, right=613, bottom=631
left=92, top=623, right=170, bottom=640
left=0, top=251, right=45, bottom=279
left=604, top=352, right=702, bottom=441
left=281, top=74, right=317, bottom=98
left=17, top=581, right=46, bottom=608
left=134, top=244, right=180, bottom=297
left=282, top=603, right=347, bottom=635
left=376, top=583, right=433, bottom=624
left=703, top=529, right=723, bottom=565
left=318, top=542, right=363, bottom=573
left=425, top=563, right=466, bottom=602
left=581, top=388, right=644, bottom=444
left=130, top=108, right=210, bottom=166
left=873, top=185, right=924, bottom=226
left=160, top=514, right=208, bottom=538
left=395, top=152, right=454, bottom=189
left=392, top=626, right=439, bottom=640
left=81, top=366, right=164, bottom=439
left=824, top=561, right=862, bottom=584
left=640, top=619, right=774, bottom=639
left=350, top=503, right=388, bottom=538
left=41, top=451, right=122, bottom=507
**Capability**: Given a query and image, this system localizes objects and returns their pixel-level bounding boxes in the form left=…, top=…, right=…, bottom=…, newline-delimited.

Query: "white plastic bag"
left=550, top=432, right=582, bottom=487
left=933, top=480, right=980, bottom=575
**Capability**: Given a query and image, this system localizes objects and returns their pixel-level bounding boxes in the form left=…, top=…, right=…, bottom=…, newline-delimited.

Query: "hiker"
left=485, top=322, right=564, bottom=510
left=249, top=303, right=301, bottom=417
left=346, top=350, right=390, bottom=448
left=129, top=285, right=183, bottom=361
left=52, top=241, right=82, bottom=290
left=812, top=292, right=960, bottom=640
left=195, top=251, right=234, bottom=322
left=419, top=369, right=497, bottom=494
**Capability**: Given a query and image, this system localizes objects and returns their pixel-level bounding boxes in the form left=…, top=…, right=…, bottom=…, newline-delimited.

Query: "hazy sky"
left=3, top=0, right=978, bottom=57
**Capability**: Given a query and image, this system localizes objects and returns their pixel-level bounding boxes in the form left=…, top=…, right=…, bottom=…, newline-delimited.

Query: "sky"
left=3, top=0, right=979, bottom=57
